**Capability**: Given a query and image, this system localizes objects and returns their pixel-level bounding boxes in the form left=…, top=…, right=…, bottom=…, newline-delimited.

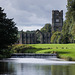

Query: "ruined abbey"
left=19, top=10, right=63, bottom=44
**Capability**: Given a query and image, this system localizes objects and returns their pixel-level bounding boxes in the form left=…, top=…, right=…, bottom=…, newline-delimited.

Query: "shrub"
left=67, top=57, right=72, bottom=61
left=10, top=44, right=36, bottom=53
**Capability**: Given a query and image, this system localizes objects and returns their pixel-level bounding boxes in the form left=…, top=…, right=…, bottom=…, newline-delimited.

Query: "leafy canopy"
left=61, top=0, right=75, bottom=43
left=0, top=7, right=18, bottom=49
left=40, top=23, right=51, bottom=33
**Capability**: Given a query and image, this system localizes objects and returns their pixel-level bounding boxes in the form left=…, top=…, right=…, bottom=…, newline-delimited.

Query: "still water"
left=0, top=58, right=75, bottom=75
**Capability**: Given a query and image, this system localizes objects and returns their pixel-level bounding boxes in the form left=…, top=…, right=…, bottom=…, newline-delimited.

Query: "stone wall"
left=19, top=30, right=51, bottom=44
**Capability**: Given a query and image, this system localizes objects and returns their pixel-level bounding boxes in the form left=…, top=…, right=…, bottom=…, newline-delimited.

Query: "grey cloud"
left=0, top=0, right=67, bottom=30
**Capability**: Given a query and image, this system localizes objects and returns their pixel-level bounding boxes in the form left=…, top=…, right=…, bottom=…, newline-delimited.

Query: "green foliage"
left=67, top=57, right=72, bottom=61
left=51, top=31, right=61, bottom=44
left=0, top=7, right=18, bottom=49
left=66, top=0, right=75, bottom=21
left=61, top=0, right=75, bottom=43
left=11, top=44, right=33, bottom=53
left=0, top=48, right=12, bottom=58
left=40, top=23, right=51, bottom=33
left=10, top=44, right=42, bottom=53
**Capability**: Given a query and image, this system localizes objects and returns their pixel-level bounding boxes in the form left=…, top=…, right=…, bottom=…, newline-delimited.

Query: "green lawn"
left=11, top=44, right=75, bottom=61
left=29, top=44, right=75, bottom=60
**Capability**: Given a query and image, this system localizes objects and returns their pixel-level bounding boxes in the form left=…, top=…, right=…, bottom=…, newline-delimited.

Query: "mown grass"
left=11, top=44, right=75, bottom=61
left=30, top=44, right=75, bottom=60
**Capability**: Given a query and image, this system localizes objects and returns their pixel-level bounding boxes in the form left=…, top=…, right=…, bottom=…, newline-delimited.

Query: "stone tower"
left=52, top=10, right=63, bottom=32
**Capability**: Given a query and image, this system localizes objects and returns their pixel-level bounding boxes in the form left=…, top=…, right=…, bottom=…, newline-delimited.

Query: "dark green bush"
left=10, top=44, right=36, bottom=53
left=67, top=57, right=72, bottom=61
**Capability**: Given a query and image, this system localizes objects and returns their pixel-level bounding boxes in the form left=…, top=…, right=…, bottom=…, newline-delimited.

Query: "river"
left=0, top=58, right=75, bottom=75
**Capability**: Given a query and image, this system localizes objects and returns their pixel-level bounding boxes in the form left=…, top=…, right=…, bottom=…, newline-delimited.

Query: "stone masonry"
left=19, top=30, right=51, bottom=44
left=52, top=10, right=63, bottom=32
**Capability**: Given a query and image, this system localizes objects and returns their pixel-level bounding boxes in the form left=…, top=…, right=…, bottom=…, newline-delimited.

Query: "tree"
left=40, top=23, right=51, bottom=33
left=51, top=31, right=61, bottom=44
left=61, top=0, right=75, bottom=43
left=0, top=7, right=18, bottom=49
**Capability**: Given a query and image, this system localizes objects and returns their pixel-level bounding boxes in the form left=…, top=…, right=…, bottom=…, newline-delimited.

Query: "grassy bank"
left=10, top=44, right=75, bottom=61
left=30, top=44, right=75, bottom=60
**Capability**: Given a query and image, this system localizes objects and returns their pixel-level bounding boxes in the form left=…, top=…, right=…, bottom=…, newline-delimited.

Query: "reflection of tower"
left=52, top=10, right=63, bottom=32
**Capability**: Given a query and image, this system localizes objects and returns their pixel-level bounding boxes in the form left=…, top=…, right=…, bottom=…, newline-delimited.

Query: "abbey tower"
left=52, top=10, right=63, bottom=32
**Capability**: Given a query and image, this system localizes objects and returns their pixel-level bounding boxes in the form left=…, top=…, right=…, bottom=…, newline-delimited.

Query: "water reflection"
left=51, top=65, right=75, bottom=75
left=0, top=62, right=14, bottom=75
left=0, top=59, right=75, bottom=75
left=9, top=63, right=51, bottom=75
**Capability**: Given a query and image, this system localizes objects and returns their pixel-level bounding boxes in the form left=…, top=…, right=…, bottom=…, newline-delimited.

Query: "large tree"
left=61, top=0, right=75, bottom=43
left=51, top=31, right=61, bottom=44
left=0, top=7, right=18, bottom=49
left=40, top=23, right=51, bottom=33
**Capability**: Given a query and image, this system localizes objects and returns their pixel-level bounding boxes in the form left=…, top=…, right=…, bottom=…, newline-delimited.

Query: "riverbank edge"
left=0, top=44, right=75, bottom=61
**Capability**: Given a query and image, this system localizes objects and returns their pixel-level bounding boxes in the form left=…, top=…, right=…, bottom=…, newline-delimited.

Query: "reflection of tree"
left=0, top=62, right=14, bottom=74
left=51, top=65, right=63, bottom=75
left=51, top=65, right=75, bottom=75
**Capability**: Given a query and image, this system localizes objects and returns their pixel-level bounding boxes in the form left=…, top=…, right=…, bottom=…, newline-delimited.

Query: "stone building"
left=19, top=31, right=36, bottom=44
left=19, top=30, right=51, bottom=44
left=36, top=30, right=51, bottom=44
left=19, top=10, right=63, bottom=44
left=52, top=10, right=63, bottom=32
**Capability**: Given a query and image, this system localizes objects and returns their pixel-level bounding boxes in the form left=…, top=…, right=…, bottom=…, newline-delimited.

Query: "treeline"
left=51, top=0, right=75, bottom=44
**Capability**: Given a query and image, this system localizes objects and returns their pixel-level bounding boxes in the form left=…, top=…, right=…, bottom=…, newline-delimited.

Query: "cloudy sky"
left=0, top=0, right=67, bottom=31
